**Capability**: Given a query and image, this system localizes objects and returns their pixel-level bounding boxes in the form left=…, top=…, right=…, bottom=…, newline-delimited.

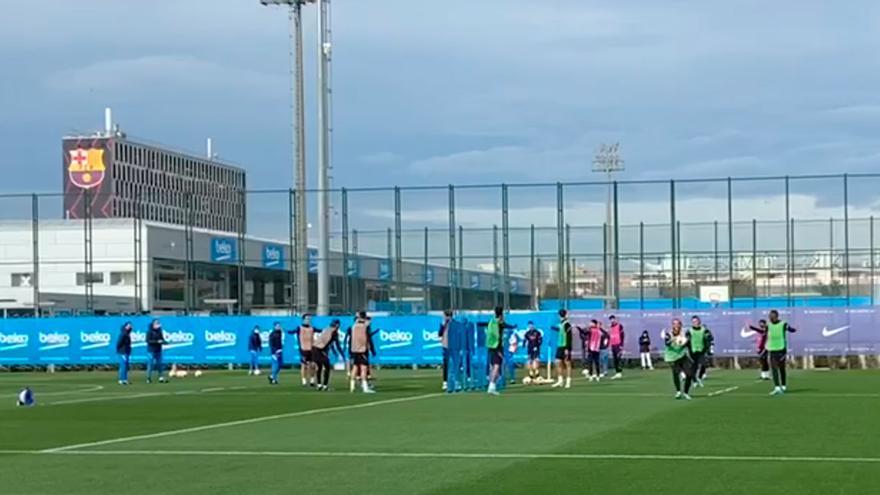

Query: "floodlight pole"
left=316, top=0, right=332, bottom=315
left=260, top=0, right=312, bottom=314
left=593, top=144, right=624, bottom=308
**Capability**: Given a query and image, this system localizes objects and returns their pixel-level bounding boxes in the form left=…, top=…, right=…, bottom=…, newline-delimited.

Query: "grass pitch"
left=0, top=367, right=878, bottom=494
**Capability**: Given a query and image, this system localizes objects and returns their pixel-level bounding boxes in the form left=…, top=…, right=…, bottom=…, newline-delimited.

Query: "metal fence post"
left=386, top=227, right=394, bottom=313
left=612, top=181, right=620, bottom=308
left=394, top=186, right=403, bottom=313
left=493, top=224, right=499, bottom=307
left=530, top=224, right=536, bottom=310
left=448, top=185, right=456, bottom=310
left=288, top=189, right=297, bottom=314
left=785, top=176, right=791, bottom=306
left=669, top=180, right=676, bottom=309
left=501, top=184, right=510, bottom=309
left=752, top=218, right=757, bottom=307
left=639, top=221, right=645, bottom=310
left=843, top=174, right=850, bottom=303
left=458, top=225, right=464, bottom=310
left=556, top=183, right=565, bottom=308
left=83, top=189, right=94, bottom=312
left=830, top=218, right=835, bottom=296
left=790, top=218, right=796, bottom=296
left=871, top=216, right=875, bottom=306
left=31, top=194, right=39, bottom=316
left=565, top=223, right=571, bottom=307
left=341, top=188, right=350, bottom=314
left=727, top=177, right=734, bottom=307
left=676, top=220, right=682, bottom=307
left=423, top=226, right=429, bottom=313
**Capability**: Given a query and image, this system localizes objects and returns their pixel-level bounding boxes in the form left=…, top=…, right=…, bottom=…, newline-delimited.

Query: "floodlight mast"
left=592, top=143, right=624, bottom=308
left=259, top=0, right=314, bottom=314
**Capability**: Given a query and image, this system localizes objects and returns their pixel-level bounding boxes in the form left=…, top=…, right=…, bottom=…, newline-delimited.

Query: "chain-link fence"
left=1, top=173, right=878, bottom=315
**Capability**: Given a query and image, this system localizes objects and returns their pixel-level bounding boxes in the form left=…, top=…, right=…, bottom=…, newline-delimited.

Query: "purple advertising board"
left=570, top=307, right=879, bottom=357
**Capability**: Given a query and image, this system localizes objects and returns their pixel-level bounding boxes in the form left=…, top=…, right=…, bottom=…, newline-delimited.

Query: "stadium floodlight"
left=593, top=143, right=624, bottom=308
left=259, top=0, right=314, bottom=315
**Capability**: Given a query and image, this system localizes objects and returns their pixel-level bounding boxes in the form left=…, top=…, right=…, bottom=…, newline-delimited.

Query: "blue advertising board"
left=210, top=237, right=238, bottom=263
left=378, top=260, right=392, bottom=281
left=262, top=243, right=285, bottom=270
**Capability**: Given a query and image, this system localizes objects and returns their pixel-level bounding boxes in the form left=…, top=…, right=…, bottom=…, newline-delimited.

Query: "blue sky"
left=3, top=0, right=880, bottom=238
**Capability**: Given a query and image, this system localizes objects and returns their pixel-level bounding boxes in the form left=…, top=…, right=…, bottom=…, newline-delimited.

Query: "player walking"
left=348, top=311, right=377, bottom=394
left=439, top=310, right=453, bottom=390
left=765, top=310, right=797, bottom=396
left=116, top=322, right=133, bottom=385
left=748, top=319, right=771, bottom=380
left=687, top=316, right=711, bottom=388
left=145, top=319, right=167, bottom=384
left=584, top=320, right=606, bottom=382
left=663, top=319, right=693, bottom=400
left=288, top=314, right=317, bottom=387
left=482, top=306, right=516, bottom=395
left=268, top=322, right=284, bottom=385
left=247, top=325, right=263, bottom=376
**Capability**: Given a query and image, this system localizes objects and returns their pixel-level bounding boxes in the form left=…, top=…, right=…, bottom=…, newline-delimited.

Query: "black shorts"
left=488, top=349, right=504, bottom=366
left=351, top=352, right=369, bottom=366
left=555, top=347, right=571, bottom=361
left=769, top=350, right=787, bottom=365
left=527, top=348, right=540, bottom=361
left=300, top=349, right=313, bottom=364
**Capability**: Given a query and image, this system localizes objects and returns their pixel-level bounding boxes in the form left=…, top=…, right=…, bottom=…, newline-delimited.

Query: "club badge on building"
left=68, top=147, right=106, bottom=189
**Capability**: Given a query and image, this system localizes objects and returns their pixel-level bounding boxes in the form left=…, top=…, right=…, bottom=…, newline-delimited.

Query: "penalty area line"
left=707, top=386, right=740, bottom=397
left=3, top=450, right=879, bottom=464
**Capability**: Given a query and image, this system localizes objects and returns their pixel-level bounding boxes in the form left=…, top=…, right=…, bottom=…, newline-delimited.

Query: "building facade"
left=63, top=134, right=246, bottom=233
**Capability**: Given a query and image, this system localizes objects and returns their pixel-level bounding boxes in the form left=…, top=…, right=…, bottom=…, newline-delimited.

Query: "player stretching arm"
left=748, top=320, right=770, bottom=380
left=313, top=320, right=344, bottom=391
left=608, top=315, right=625, bottom=379
left=766, top=310, right=797, bottom=396
left=480, top=306, right=516, bottom=395
left=523, top=321, right=543, bottom=382
left=287, top=314, right=317, bottom=387
left=348, top=311, right=376, bottom=394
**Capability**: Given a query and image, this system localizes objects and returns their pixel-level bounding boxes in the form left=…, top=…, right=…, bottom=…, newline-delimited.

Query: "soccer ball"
left=673, top=334, right=688, bottom=347
left=522, top=376, right=533, bottom=385
left=194, top=370, right=203, bottom=378
left=254, top=369, right=261, bottom=376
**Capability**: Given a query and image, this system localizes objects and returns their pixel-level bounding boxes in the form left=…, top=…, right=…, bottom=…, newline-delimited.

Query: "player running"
left=268, top=322, right=284, bottom=385
left=687, top=316, right=712, bottom=388
left=638, top=330, right=653, bottom=370
left=288, top=315, right=317, bottom=387
left=608, top=315, right=625, bottom=379
left=748, top=319, right=771, bottom=380
left=663, top=319, right=694, bottom=400
left=523, top=321, right=543, bottom=382
left=348, top=311, right=377, bottom=394
left=550, top=309, right=573, bottom=389
left=439, top=310, right=453, bottom=390
left=313, top=319, right=344, bottom=391
left=764, top=310, right=797, bottom=396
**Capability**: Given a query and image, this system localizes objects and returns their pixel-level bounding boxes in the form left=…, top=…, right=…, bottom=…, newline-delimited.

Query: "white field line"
left=42, top=393, right=441, bottom=453
left=707, top=386, right=740, bottom=397
left=2, top=450, right=878, bottom=464
left=199, top=387, right=225, bottom=393
left=5, top=385, right=104, bottom=398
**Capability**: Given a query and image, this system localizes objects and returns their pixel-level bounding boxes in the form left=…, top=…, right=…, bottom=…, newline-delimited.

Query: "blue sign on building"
left=424, top=267, right=434, bottom=284
left=346, top=258, right=360, bottom=277
left=210, top=237, right=238, bottom=263
left=308, top=248, right=318, bottom=273
left=511, top=279, right=519, bottom=293
left=470, top=274, right=480, bottom=289
left=262, top=243, right=285, bottom=270
left=378, top=260, right=392, bottom=281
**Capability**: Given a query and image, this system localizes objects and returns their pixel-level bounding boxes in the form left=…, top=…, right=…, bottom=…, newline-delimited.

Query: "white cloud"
left=360, top=152, right=403, bottom=165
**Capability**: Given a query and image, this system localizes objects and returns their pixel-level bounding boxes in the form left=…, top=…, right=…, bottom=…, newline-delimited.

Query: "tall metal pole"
left=727, top=177, right=734, bottom=307
left=501, top=184, right=510, bottom=309
left=843, top=174, right=850, bottom=303
left=316, top=0, right=332, bottom=314
left=31, top=194, right=39, bottom=316
left=292, top=1, right=309, bottom=314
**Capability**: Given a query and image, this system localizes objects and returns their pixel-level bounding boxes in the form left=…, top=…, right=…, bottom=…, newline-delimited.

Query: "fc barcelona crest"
left=68, top=147, right=106, bottom=189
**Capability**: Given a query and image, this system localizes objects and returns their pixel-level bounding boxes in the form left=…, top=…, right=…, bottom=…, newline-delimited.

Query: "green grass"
left=0, top=367, right=878, bottom=494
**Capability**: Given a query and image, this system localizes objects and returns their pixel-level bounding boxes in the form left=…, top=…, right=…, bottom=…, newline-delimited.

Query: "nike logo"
left=821, top=326, right=850, bottom=338
left=740, top=328, right=757, bottom=339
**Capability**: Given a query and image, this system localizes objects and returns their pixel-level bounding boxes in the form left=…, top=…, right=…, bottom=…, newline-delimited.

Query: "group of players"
left=474, top=307, right=797, bottom=399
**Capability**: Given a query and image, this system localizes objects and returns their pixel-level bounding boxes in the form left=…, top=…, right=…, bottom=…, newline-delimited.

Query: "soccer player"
left=638, top=330, right=653, bottom=370
left=598, top=321, right=611, bottom=377
left=748, top=319, right=770, bottom=380
left=348, top=311, right=377, bottom=394
left=584, top=320, right=606, bottom=382
left=687, top=316, right=711, bottom=388
left=482, top=306, right=516, bottom=395
left=550, top=308, right=573, bottom=389
left=663, top=319, right=693, bottom=400
left=288, top=314, right=317, bottom=387
left=248, top=325, right=263, bottom=376
left=313, top=319, right=344, bottom=391
left=145, top=319, right=167, bottom=384
left=268, top=322, right=284, bottom=385
left=523, top=321, right=543, bottom=382
left=504, top=325, right=519, bottom=384
left=116, top=322, right=132, bottom=385
left=765, top=310, right=797, bottom=396
left=608, top=315, right=625, bottom=379
left=16, top=387, right=34, bottom=407
left=439, top=310, right=453, bottom=390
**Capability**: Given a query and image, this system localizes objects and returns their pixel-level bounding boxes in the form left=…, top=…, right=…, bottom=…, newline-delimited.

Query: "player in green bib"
left=766, top=310, right=797, bottom=396
left=663, top=319, right=693, bottom=400
left=686, top=316, right=713, bottom=388
left=550, top=309, right=574, bottom=389
left=482, top=306, right=517, bottom=395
